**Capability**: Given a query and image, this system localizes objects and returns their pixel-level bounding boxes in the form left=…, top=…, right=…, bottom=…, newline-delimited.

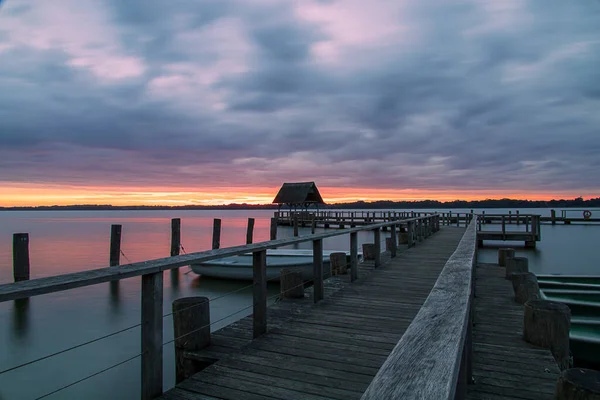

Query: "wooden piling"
left=212, top=219, right=221, bottom=249
left=511, top=272, right=540, bottom=304
left=555, top=368, right=600, bottom=399
left=172, top=297, right=210, bottom=383
left=110, top=224, right=122, bottom=267
left=313, top=239, right=324, bottom=303
left=498, top=248, right=515, bottom=266
left=373, top=229, right=381, bottom=268
left=171, top=218, right=181, bottom=257
left=252, top=250, right=267, bottom=338
left=523, top=300, right=571, bottom=370
left=350, top=232, right=358, bottom=282
left=293, top=215, right=299, bottom=237
left=330, top=252, right=348, bottom=275
left=12, top=233, right=30, bottom=282
left=141, top=271, right=163, bottom=399
left=280, top=269, right=304, bottom=298
left=505, top=256, right=529, bottom=279
left=246, top=218, right=255, bottom=244
left=270, top=217, right=277, bottom=240
left=551, top=209, right=556, bottom=225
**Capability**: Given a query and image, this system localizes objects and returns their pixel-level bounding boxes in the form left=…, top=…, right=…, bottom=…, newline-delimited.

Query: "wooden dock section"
left=467, top=263, right=560, bottom=399
left=160, top=227, right=466, bottom=400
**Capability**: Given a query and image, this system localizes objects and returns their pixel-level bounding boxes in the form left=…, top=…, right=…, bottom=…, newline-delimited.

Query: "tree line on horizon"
left=1, top=197, right=599, bottom=211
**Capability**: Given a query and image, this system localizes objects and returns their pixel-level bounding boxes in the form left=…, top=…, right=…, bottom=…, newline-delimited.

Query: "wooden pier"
left=161, top=227, right=465, bottom=400
left=0, top=214, right=573, bottom=399
left=468, top=263, right=560, bottom=399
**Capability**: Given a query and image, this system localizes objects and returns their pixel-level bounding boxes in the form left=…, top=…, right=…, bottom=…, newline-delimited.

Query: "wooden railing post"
left=141, top=272, right=163, bottom=400
left=313, top=239, right=324, bottom=302
left=407, top=221, right=414, bottom=247
left=171, top=218, right=181, bottom=257
left=502, top=215, right=506, bottom=240
left=252, top=250, right=267, bottom=338
left=110, top=224, right=122, bottom=267
left=212, top=219, right=221, bottom=249
left=270, top=218, right=277, bottom=240
left=293, top=215, right=299, bottom=237
left=373, top=228, right=381, bottom=268
left=350, top=232, right=358, bottom=282
left=390, top=224, right=397, bottom=258
left=246, top=218, right=255, bottom=244
left=13, top=233, right=30, bottom=282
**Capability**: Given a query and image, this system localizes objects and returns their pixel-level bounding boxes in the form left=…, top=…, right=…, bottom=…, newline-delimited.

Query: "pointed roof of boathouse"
left=272, top=182, right=325, bottom=206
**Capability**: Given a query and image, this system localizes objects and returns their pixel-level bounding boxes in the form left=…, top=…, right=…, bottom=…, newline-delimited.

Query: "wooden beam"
left=141, top=272, right=163, bottom=400
left=252, top=250, right=267, bottom=338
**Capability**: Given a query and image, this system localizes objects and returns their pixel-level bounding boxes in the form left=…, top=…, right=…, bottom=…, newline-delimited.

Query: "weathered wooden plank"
left=361, top=221, right=477, bottom=400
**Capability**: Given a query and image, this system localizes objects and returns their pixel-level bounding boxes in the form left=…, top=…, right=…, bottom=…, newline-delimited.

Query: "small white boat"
left=191, top=249, right=360, bottom=281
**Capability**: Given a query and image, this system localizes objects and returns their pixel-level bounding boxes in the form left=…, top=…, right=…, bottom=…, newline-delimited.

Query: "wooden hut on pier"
left=272, top=182, right=325, bottom=213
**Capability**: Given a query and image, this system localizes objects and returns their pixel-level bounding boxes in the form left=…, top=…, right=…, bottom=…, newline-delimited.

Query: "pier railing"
left=0, top=214, right=440, bottom=400
left=362, top=217, right=477, bottom=400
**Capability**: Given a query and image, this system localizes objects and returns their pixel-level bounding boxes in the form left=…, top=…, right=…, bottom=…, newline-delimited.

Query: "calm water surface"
left=0, top=208, right=598, bottom=399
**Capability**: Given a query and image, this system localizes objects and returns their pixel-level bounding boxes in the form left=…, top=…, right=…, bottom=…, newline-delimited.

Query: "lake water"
left=0, top=208, right=598, bottom=399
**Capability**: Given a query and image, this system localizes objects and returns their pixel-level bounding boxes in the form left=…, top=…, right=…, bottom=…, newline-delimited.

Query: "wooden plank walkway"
left=160, top=227, right=466, bottom=400
left=467, top=263, right=561, bottom=400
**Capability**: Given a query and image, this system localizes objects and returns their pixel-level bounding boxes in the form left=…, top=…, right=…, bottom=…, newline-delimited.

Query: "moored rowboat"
left=191, top=249, right=360, bottom=281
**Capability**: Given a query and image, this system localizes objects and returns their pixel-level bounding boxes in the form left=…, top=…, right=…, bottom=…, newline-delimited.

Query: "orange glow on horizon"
left=0, top=182, right=596, bottom=207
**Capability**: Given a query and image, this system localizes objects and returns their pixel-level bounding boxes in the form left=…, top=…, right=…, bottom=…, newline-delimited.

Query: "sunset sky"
left=0, top=0, right=599, bottom=206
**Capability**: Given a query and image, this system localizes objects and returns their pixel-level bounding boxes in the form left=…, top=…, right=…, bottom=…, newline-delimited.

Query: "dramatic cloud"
left=0, top=0, right=599, bottom=200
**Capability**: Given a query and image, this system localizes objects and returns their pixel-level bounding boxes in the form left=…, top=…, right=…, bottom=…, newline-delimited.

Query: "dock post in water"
left=110, top=224, right=122, bottom=267
left=551, top=209, right=556, bottom=225
left=270, top=218, right=277, bottom=240
left=171, top=218, right=181, bottom=257
left=246, top=218, right=254, bottom=244
left=212, top=219, right=221, bottom=249
left=172, top=297, right=210, bottom=383
left=252, top=250, right=267, bottom=338
left=12, top=233, right=30, bottom=282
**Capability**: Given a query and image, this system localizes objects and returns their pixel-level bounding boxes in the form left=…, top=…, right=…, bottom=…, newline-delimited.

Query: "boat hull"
left=190, top=250, right=356, bottom=281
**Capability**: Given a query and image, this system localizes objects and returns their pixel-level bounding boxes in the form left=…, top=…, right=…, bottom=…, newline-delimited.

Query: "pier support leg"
left=212, top=219, right=221, bottom=249
left=253, top=250, right=267, bottom=337
left=270, top=218, right=277, bottom=240
left=141, top=272, right=163, bottom=400
left=173, top=297, right=210, bottom=383
left=330, top=252, right=348, bottom=275
left=510, top=272, right=540, bottom=305
left=350, top=232, right=358, bottom=282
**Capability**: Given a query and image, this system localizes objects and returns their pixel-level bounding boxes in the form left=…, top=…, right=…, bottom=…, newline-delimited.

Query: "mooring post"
left=246, top=218, right=255, bottom=244
left=313, top=239, right=324, bottom=303
left=212, top=219, right=221, bottom=249
left=110, top=224, right=122, bottom=267
left=373, top=228, right=381, bottom=268
left=141, top=271, right=163, bottom=400
left=252, top=250, right=267, bottom=338
left=350, top=232, right=358, bottom=282
left=172, top=297, right=210, bottom=383
left=516, top=210, right=520, bottom=225
left=390, top=224, right=397, bottom=257
left=13, top=233, right=30, bottom=282
left=171, top=218, right=181, bottom=257
left=311, top=215, right=316, bottom=234
left=270, top=217, right=277, bottom=240
left=551, top=209, right=556, bottom=225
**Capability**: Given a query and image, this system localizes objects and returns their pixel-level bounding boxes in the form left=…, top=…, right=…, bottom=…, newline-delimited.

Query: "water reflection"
left=11, top=298, right=30, bottom=342
left=109, top=281, right=121, bottom=315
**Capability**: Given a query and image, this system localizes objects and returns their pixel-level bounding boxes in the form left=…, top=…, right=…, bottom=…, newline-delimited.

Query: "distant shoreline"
left=1, top=197, right=598, bottom=211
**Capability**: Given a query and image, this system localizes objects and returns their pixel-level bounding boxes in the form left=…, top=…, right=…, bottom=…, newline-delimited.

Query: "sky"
left=0, top=0, right=599, bottom=206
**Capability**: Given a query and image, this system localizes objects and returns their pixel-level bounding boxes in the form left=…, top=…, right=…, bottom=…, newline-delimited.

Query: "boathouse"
left=272, top=181, right=325, bottom=211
